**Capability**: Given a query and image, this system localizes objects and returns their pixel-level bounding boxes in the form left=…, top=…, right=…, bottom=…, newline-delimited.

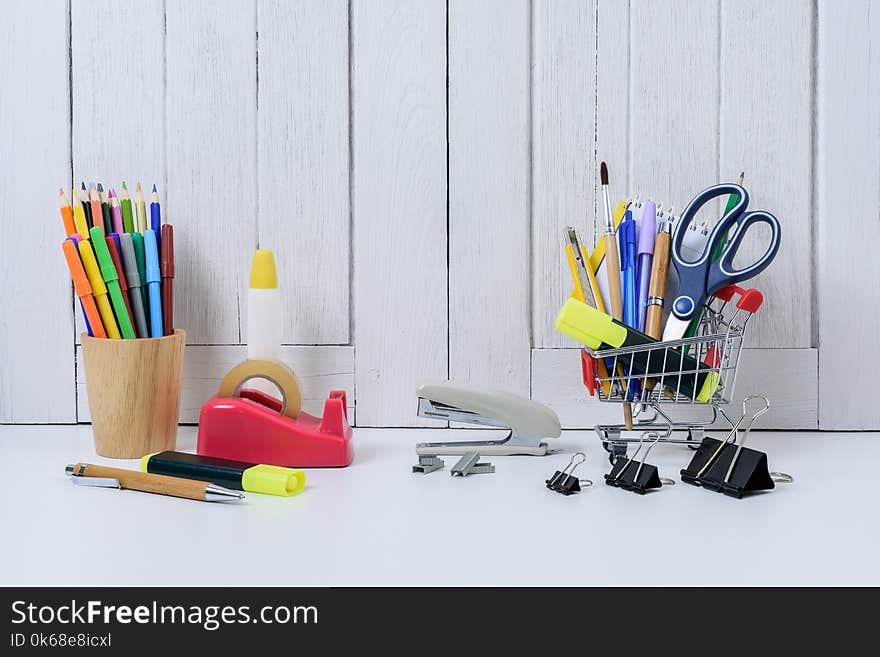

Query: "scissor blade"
left=662, top=315, right=690, bottom=342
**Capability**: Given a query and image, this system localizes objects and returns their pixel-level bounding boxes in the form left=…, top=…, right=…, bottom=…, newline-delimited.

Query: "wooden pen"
left=66, top=463, right=244, bottom=503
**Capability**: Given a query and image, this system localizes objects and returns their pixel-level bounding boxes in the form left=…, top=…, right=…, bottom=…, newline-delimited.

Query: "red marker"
left=161, top=224, right=174, bottom=336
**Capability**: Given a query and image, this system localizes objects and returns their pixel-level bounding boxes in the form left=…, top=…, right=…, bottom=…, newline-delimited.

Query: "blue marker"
left=144, top=229, right=164, bottom=338
left=619, top=211, right=639, bottom=401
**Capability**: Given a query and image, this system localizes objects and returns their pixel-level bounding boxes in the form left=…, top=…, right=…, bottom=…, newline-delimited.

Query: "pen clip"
left=65, top=464, right=121, bottom=489
left=70, top=476, right=122, bottom=489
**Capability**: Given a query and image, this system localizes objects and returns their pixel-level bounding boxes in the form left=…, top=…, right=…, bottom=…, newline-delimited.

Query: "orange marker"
left=62, top=240, right=106, bottom=338
left=59, top=188, right=75, bottom=237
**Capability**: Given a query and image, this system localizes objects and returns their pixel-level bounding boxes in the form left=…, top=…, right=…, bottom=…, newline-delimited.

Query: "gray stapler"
left=415, top=382, right=561, bottom=456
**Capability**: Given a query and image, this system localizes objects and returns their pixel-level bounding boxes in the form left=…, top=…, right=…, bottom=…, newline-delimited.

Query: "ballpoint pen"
left=66, top=463, right=245, bottom=503
left=119, top=233, right=150, bottom=338
left=144, top=228, right=164, bottom=338
left=636, top=200, right=657, bottom=332
left=89, top=226, right=135, bottom=339
left=62, top=238, right=106, bottom=338
left=78, top=238, right=121, bottom=339
left=600, top=162, right=632, bottom=428
left=620, top=210, right=637, bottom=328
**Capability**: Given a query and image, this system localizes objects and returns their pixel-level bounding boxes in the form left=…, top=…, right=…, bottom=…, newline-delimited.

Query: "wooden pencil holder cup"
left=81, top=330, right=186, bottom=458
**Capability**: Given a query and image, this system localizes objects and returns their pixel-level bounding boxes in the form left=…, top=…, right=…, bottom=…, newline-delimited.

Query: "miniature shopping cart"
left=580, top=284, right=764, bottom=463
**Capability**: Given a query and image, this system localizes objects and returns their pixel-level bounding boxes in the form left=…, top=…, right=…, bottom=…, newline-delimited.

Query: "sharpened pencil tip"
left=122, top=181, right=127, bottom=190
left=600, top=161, right=608, bottom=185
left=152, top=183, right=157, bottom=193
left=81, top=181, right=86, bottom=190
left=97, top=183, right=104, bottom=192
left=136, top=181, right=142, bottom=193
left=59, top=187, right=64, bottom=195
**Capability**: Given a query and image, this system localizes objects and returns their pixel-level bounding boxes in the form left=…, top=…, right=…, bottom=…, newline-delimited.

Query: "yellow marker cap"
left=140, top=452, right=160, bottom=473
left=78, top=240, right=108, bottom=296
left=555, top=298, right=627, bottom=349
left=249, top=249, right=278, bottom=289
left=242, top=464, right=305, bottom=497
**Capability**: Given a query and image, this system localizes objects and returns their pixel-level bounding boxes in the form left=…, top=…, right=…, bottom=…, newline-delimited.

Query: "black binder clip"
left=546, top=452, right=592, bottom=495
left=604, top=432, right=674, bottom=495
left=681, top=395, right=793, bottom=499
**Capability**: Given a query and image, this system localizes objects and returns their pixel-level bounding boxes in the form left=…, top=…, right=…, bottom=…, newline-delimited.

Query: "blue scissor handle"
left=706, top=208, right=781, bottom=296
left=671, top=183, right=781, bottom=322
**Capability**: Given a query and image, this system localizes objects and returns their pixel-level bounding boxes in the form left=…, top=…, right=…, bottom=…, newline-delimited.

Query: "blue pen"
left=619, top=211, right=639, bottom=401
left=620, top=211, right=637, bottom=327
left=150, top=184, right=161, bottom=252
left=636, top=200, right=657, bottom=332
left=144, top=229, right=164, bottom=337
left=66, top=236, right=93, bottom=337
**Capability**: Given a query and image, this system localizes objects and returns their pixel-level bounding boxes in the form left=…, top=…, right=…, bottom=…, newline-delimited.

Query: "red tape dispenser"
left=197, top=359, right=354, bottom=467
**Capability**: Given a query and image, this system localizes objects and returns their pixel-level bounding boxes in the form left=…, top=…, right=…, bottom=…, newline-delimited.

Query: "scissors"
left=662, top=184, right=781, bottom=341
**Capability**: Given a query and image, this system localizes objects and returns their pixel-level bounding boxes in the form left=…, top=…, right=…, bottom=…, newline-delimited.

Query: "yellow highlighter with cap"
left=78, top=239, right=121, bottom=339
left=142, top=451, right=305, bottom=497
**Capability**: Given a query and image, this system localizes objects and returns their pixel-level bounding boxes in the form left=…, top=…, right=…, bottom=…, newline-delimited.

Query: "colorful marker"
left=106, top=235, right=136, bottom=332
left=78, top=238, right=120, bottom=339
left=131, top=231, right=150, bottom=325
left=144, top=229, right=163, bottom=337
left=119, top=233, right=150, bottom=338
left=62, top=238, right=105, bottom=338
left=89, top=226, right=135, bottom=339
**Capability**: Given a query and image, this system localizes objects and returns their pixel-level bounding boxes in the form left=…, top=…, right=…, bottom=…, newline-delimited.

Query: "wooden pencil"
left=59, top=188, right=76, bottom=237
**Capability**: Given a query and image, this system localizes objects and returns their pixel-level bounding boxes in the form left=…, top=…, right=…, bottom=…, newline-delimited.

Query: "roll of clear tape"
left=217, top=358, right=302, bottom=419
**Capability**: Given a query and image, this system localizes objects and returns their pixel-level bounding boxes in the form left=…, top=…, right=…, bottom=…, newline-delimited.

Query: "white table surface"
left=1, top=425, right=877, bottom=586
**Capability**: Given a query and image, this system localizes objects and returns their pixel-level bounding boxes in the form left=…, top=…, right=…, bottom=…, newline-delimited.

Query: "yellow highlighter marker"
left=78, top=239, right=121, bottom=339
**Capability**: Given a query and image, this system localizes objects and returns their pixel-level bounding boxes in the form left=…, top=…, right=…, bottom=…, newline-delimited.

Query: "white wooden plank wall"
left=532, top=0, right=597, bottom=350
left=817, top=0, right=880, bottom=429
left=448, top=0, right=531, bottom=395
left=0, top=0, right=74, bottom=422
left=165, top=0, right=256, bottom=345
left=257, top=0, right=350, bottom=345
left=351, top=0, right=448, bottom=426
left=4, top=0, right=877, bottom=430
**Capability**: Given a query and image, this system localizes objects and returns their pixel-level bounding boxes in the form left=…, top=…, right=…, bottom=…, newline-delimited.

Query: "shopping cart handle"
left=580, top=349, right=596, bottom=397
left=713, top=284, right=764, bottom=314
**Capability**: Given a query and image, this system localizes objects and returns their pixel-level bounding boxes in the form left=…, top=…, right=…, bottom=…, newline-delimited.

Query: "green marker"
left=120, top=181, right=135, bottom=233
left=131, top=232, right=150, bottom=326
left=89, top=226, right=135, bottom=339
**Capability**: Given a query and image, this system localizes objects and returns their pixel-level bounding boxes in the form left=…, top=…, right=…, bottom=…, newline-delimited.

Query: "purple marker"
left=636, top=200, right=657, bottom=331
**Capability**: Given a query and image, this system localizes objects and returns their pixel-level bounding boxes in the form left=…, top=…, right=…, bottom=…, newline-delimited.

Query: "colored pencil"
left=59, top=188, right=76, bottom=237
left=80, top=182, right=93, bottom=228
left=109, top=189, right=124, bottom=234
left=120, top=181, right=135, bottom=233
left=71, top=187, right=89, bottom=236
left=98, top=182, right=112, bottom=234
left=135, top=182, right=147, bottom=232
